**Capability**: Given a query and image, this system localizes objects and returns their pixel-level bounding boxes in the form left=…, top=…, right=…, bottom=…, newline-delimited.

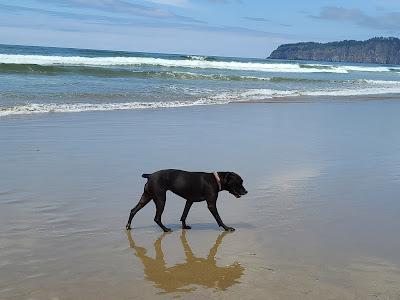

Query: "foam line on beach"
left=0, top=99, right=231, bottom=117
left=213, top=84, right=400, bottom=101
left=2, top=83, right=400, bottom=117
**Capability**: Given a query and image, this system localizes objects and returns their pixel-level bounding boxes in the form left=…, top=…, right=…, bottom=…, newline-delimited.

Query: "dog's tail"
left=141, top=173, right=151, bottom=179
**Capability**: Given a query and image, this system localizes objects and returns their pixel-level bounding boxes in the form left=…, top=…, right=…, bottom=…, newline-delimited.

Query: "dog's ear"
left=224, top=172, right=233, bottom=184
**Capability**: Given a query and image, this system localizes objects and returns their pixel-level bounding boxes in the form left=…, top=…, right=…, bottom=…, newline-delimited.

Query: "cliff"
left=268, top=37, right=400, bottom=65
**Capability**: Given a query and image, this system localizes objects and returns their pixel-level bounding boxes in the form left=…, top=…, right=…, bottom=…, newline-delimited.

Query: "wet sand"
left=1, top=101, right=400, bottom=299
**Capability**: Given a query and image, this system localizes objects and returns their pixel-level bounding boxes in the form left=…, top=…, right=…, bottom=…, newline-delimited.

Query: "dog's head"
left=223, top=172, right=248, bottom=198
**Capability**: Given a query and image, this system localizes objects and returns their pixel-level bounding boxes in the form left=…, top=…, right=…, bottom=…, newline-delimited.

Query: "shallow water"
left=1, top=101, right=400, bottom=299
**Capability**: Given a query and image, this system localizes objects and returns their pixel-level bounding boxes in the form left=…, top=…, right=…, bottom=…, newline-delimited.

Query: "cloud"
left=65, top=0, right=170, bottom=17
left=206, top=0, right=242, bottom=4
left=145, top=0, right=190, bottom=6
left=242, top=16, right=292, bottom=27
left=0, top=3, right=205, bottom=31
left=311, top=6, right=400, bottom=30
left=242, top=17, right=270, bottom=22
left=28, top=0, right=202, bottom=23
left=0, top=3, right=292, bottom=39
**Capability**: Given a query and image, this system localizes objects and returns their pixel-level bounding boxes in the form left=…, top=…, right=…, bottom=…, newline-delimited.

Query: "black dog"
left=125, top=169, right=247, bottom=232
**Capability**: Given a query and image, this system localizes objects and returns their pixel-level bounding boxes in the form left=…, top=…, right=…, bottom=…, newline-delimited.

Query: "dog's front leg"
left=206, top=199, right=235, bottom=232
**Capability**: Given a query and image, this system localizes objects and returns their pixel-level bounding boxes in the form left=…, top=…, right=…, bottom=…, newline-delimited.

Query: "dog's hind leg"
left=153, top=192, right=171, bottom=232
left=126, top=191, right=152, bottom=230
left=180, top=201, right=193, bottom=229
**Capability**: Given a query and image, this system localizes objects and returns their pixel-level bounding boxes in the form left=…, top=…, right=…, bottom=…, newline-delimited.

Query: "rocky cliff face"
left=268, top=37, right=400, bottom=65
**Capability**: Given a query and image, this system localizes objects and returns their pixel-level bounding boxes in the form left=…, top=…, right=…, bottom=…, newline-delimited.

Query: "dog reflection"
left=126, top=230, right=244, bottom=293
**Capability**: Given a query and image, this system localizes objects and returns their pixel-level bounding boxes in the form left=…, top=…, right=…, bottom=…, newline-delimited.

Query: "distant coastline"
left=269, top=37, right=400, bottom=65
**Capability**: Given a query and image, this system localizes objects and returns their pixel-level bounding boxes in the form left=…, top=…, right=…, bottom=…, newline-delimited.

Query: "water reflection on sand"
left=2, top=102, right=400, bottom=299
left=126, top=230, right=244, bottom=294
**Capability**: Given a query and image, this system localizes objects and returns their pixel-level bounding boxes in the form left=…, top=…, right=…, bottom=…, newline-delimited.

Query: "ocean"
left=2, top=43, right=400, bottom=117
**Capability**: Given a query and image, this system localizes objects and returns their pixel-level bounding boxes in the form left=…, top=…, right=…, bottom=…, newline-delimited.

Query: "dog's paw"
left=164, top=228, right=172, bottom=232
left=182, top=225, right=192, bottom=230
left=125, top=224, right=131, bottom=230
left=224, top=227, right=235, bottom=232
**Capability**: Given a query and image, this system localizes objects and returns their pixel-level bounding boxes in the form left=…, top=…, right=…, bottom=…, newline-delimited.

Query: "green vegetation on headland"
left=269, top=37, right=400, bottom=64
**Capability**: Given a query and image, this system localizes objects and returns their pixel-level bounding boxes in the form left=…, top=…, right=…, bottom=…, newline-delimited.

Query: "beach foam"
left=3, top=82, right=400, bottom=116
left=0, top=99, right=231, bottom=117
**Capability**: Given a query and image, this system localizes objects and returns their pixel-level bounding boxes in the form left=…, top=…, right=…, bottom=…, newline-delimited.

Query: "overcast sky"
left=1, top=0, right=399, bottom=57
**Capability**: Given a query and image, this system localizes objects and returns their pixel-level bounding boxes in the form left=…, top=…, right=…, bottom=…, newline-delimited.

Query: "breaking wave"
left=3, top=54, right=399, bottom=74
left=3, top=81, right=400, bottom=117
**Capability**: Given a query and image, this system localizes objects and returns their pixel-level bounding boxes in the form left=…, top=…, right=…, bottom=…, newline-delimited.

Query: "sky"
left=0, top=0, right=400, bottom=57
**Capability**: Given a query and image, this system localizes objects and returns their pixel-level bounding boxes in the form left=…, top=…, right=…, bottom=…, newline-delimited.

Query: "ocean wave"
left=0, top=63, right=329, bottom=82
left=362, top=79, right=400, bottom=85
left=4, top=62, right=399, bottom=85
left=299, top=63, right=333, bottom=70
left=214, top=85, right=400, bottom=101
left=0, top=99, right=230, bottom=117
left=3, top=83, right=400, bottom=117
left=341, top=65, right=397, bottom=72
left=0, top=54, right=352, bottom=73
left=1, top=53, right=400, bottom=74
left=180, top=55, right=215, bottom=61
left=2, top=77, right=400, bottom=116
left=299, top=63, right=400, bottom=73
left=0, top=63, right=274, bottom=80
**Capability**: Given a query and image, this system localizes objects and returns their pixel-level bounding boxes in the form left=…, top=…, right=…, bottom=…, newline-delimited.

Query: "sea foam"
left=2, top=83, right=400, bottom=117
left=0, top=99, right=230, bottom=117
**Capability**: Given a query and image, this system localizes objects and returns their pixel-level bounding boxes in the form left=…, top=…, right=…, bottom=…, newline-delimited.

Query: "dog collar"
left=213, top=172, right=222, bottom=191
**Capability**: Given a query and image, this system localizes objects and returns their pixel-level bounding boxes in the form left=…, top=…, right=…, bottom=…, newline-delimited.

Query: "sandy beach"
left=1, top=100, right=400, bottom=299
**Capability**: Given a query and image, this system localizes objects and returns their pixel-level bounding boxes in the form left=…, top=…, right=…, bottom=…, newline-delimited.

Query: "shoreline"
left=2, top=94, right=400, bottom=118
